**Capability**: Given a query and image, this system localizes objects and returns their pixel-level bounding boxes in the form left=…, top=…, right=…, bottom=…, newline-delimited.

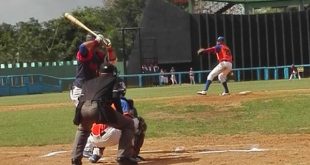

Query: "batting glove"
left=104, top=38, right=112, bottom=48
left=95, top=34, right=105, bottom=44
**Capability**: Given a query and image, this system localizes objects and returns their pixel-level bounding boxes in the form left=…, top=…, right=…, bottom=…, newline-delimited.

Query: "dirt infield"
left=1, top=89, right=310, bottom=165
left=0, top=134, right=310, bottom=165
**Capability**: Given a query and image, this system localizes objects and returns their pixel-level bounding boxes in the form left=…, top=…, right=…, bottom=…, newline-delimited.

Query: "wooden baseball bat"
left=64, top=13, right=98, bottom=37
left=64, top=13, right=108, bottom=46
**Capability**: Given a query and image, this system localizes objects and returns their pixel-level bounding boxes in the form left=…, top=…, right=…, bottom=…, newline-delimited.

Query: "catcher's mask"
left=117, top=78, right=126, bottom=96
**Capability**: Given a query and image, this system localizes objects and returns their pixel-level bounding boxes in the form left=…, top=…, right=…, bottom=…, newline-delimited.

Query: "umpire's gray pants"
left=71, top=100, right=135, bottom=162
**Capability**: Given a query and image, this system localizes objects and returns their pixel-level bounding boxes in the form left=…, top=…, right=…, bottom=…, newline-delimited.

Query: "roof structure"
left=193, top=0, right=309, bottom=14
left=205, top=0, right=303, bottom=4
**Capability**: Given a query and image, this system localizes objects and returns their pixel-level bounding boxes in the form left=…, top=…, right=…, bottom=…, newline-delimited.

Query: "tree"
left=15, top=18, right=44, bottom=62
left=0, top=0, right=146, bottom=63
left=0, top=23, right=16, bottom=63
left=107, top=0, right=146, bottom=59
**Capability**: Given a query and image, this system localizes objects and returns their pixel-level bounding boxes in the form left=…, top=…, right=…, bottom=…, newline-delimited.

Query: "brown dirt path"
left=0, top=134, right=310, bottom=165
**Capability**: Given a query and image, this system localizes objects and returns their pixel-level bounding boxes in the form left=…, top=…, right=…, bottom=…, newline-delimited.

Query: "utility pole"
left=120, top=27, right=142, bottom=75
left=188, top=0, right=194, bottom=13
left=299, top=0, right=305, bottom=11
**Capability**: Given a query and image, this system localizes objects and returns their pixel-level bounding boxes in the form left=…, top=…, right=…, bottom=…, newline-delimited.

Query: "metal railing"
left=120, top=64, right=310, bottom=87
left=0, top=64, right=309, bottom=96
left=0, top=74, right=62, bottom=96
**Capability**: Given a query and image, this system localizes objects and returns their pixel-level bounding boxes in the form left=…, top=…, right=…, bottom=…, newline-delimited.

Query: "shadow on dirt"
left=140, top=156, right=200, bottom=165
left=137, top=149, right=200, bottom=165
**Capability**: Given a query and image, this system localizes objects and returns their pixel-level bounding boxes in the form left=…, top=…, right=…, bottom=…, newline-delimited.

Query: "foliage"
left=0, top=23, right=16, bottom=62
left=253, top=7, right=286, bottom=14
left=167, top=0, right=190, bottom=11
left=0, top=0, right=146, bottom=63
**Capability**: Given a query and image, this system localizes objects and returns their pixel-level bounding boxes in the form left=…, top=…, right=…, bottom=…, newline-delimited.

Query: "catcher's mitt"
left=197, top=48, right=205, bottom=55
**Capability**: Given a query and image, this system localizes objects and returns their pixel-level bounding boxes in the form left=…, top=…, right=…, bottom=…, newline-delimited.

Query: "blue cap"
left=217, top=36, right=224, bottom=42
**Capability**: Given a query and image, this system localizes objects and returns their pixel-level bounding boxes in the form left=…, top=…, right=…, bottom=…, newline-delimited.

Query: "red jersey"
left=290, top=65, right=297, bottom=72
left=73, top=40, right=116, bottom=88
left=204, top=44, right=233, bottom=63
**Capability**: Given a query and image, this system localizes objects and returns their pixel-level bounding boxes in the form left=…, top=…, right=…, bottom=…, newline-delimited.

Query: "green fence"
left=0, top=64, right=309, bottom=96
left=124, top=64, right=310, bottom=87
left=0, top=60, right=124, bottom=77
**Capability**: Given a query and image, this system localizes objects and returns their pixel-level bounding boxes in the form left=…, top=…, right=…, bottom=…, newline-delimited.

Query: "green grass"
left=0, top=78, right=309, bottom=146
left=0, top=107, right=76, bottom=146
left=0, top=92, right=70, bottom=106
left=126, top=79, right=310, bottom=99
left=144, top=95, right=310, bottom=137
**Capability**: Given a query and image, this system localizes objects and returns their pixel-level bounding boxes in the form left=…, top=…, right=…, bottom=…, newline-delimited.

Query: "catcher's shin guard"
left=133, top=117, right=147, bottom=157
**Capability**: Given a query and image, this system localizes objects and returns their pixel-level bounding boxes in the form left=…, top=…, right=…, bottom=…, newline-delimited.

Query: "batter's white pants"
left=85, top=118, right=140, bottom=156
left=70, top=86, right=82, bottom=107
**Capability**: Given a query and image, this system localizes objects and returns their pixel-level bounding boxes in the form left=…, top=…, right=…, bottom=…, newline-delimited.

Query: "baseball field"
left=0, top=79, right=310, bottom=165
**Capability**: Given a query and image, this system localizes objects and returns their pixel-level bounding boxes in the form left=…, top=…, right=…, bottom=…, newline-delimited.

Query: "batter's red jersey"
left=73, top=40, right=116, bottom=88
left=204, top=43, right=233, bottom=63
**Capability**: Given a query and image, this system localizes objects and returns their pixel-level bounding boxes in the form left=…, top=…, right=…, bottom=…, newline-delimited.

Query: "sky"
left=1, top=0, right=103, bottom=24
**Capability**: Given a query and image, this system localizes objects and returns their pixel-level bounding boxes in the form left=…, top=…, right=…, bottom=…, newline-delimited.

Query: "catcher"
left=83, top=79, right=147, bottom=163
left=71, top=64, right=137, bottom=165
left=197, top=36, right=233, bottom=96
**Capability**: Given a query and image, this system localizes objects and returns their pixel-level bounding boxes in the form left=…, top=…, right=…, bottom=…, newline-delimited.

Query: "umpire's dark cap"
left=99, top=63, right=117, bottom=76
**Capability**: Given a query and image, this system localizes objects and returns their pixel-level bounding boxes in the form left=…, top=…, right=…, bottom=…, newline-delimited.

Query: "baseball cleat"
left=221, top=92, right=230, bottom=96
left=116, top=157, right=138, bottom=165
left=197, top=90, right=207, bottom=95
left=71, top=159, right=82, bottom=165
left=89, top=154, right=101, bottom=163
left=83, top=151, right=92, bottom=158
left=135, top=155, right=146, bottom=162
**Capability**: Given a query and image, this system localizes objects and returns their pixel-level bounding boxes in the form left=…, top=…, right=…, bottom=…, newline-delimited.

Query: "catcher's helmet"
left=99, top=63, right=117, bottom=76
left=114, top=78, right=126, bottom=96
left=118, top=79, right=126, bottom=96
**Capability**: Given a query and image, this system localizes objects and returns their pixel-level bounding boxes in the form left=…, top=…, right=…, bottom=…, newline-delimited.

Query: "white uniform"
left=84, top=118, right=140, bottom=156
left=207, top=61, right=232, bottom=83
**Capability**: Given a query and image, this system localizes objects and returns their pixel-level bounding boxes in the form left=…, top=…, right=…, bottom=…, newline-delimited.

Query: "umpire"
left=71, top=63, right=137, bottom=165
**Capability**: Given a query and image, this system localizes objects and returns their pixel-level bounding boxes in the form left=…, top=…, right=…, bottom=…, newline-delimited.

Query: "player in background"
left=70, top=33, right=117, bottom=106
left=289, top=64, right=301, bottom=80
left=196, top=36, right=233, bottom=96
left=189, top=67, right=195, bottom=84
left=170, top=67, right=178, bottom=85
